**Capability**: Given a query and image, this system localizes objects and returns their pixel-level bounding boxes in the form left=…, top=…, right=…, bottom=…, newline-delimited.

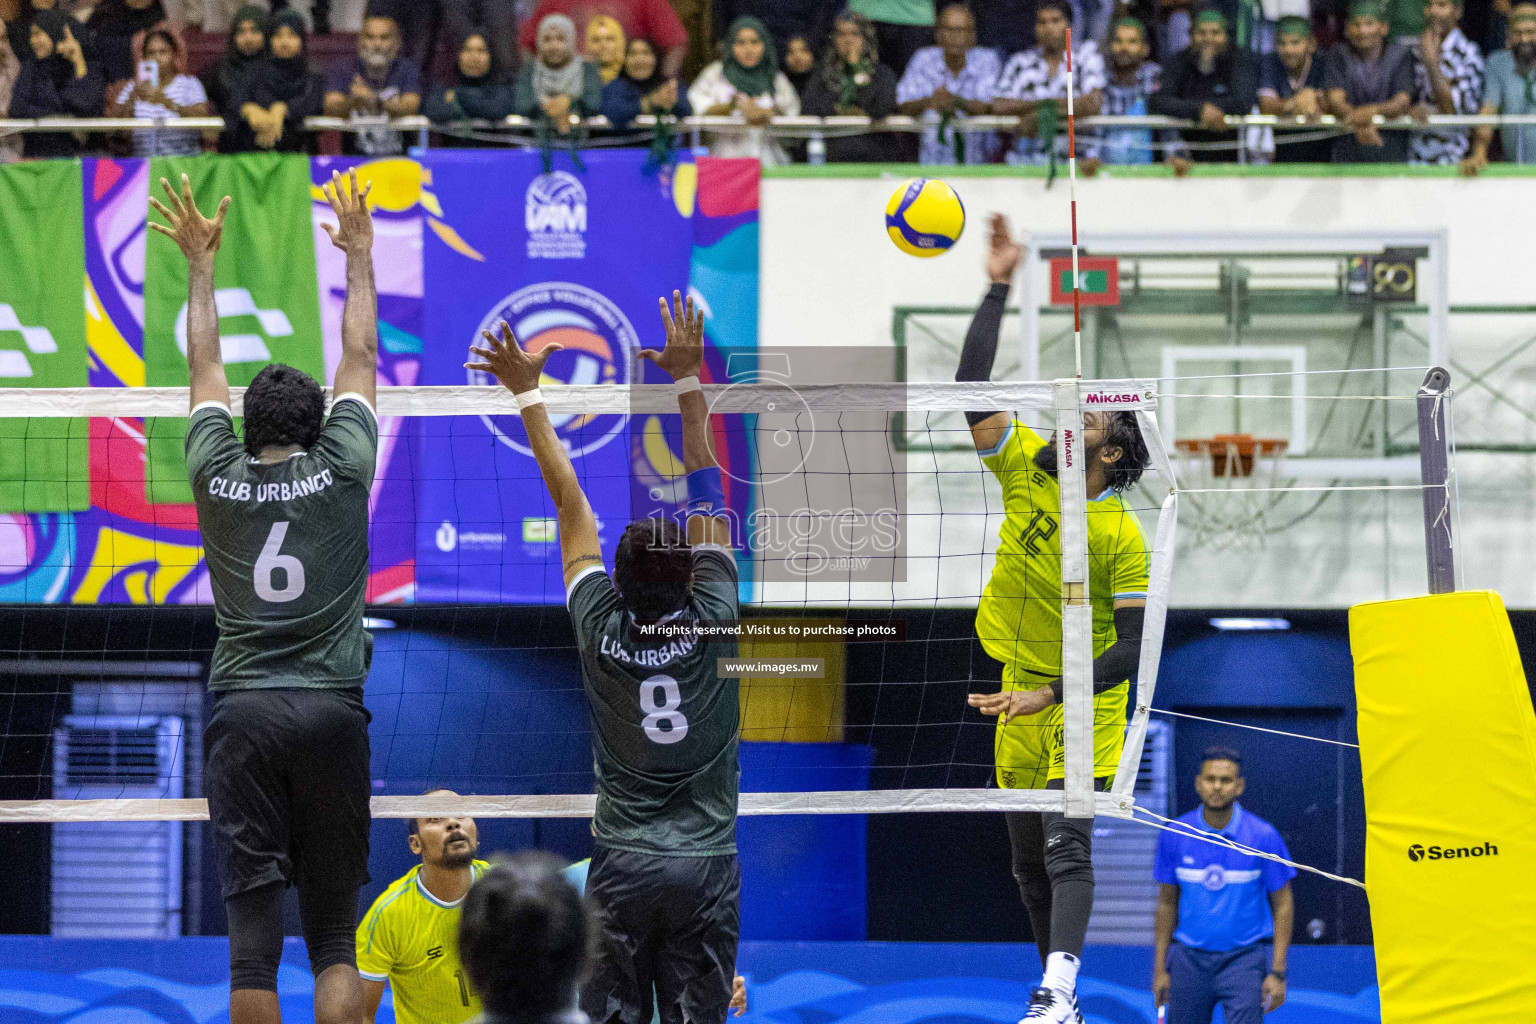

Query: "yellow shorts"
left=993, top=663, right=1128, bottom=790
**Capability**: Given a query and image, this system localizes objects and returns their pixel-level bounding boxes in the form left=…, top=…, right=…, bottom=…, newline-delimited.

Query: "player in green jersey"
left=958, top=215, right=1153, bottom=1024
left=154, top=169, right=380, bottom=1024
left=467, top=291, right=740, bottom=1024
left=359, top=790, right=490, bottom=1024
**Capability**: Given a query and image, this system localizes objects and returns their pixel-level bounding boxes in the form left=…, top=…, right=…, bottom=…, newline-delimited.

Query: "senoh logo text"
left=1407, top=841, right=1498, bottom=862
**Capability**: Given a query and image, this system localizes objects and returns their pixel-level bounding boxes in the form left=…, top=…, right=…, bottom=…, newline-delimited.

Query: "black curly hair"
left=459, top=851, right=591, bottom=1017
left=613, top=517, right=694, bottom=622
left=1101, top=410, right=1150, bottom=493
left=241, top=363, right=324, bottom=459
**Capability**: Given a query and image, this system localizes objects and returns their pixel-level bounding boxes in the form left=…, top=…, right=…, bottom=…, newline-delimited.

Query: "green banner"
left=143, top=153, right=324, bottom=504
left=1058, top=269, right=1110, bottom=294
left=0, top=161, right=89, bottom=514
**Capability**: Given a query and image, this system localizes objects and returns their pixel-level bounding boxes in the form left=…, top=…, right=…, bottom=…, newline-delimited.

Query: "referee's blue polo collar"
left=1194, top=801, right=1245, bottom=837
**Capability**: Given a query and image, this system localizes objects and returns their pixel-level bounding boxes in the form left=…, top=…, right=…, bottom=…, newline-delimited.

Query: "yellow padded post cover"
left=1350, top=590, right=1536, bottom=1023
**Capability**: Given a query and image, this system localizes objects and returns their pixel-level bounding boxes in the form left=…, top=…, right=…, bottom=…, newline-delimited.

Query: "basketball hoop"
left=1172, top=434, right=1293, bottom=549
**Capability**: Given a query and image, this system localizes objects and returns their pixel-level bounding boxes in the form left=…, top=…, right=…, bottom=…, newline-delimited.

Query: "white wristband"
left=514, top=388, right=544, bottom=410
left=673, top=376, right=702, bottom=396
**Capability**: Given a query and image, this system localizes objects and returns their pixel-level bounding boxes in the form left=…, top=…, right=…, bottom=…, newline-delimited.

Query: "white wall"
left=758, top=174, right=1536, bottom=609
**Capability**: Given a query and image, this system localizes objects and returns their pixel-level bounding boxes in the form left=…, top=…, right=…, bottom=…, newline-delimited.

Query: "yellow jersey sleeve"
left=979, top=419, right=1048, bottom=480
left=356, top=881, right=403, bottom=982
left=1110, top=505, right=1152, bottom=601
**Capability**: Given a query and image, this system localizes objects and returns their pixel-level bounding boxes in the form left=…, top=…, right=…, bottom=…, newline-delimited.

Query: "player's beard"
left=1034, top=437, right=1105, bottom=477
left=439, top=836, right=477, bottom=870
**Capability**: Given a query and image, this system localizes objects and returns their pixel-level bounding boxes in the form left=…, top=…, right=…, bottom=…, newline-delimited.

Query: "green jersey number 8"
left=639, top=674, right=688, bottom=744
left=255, top=520, right=306, bottom=603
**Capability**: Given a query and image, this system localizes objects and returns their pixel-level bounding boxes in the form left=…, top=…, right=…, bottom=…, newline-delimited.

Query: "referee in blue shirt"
left=1152, top=748, right=1295, bottom=1023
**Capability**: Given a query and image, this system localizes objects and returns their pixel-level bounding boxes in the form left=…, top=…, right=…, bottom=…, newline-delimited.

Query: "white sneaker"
left=1016, top=984, right=1084, bottom=1024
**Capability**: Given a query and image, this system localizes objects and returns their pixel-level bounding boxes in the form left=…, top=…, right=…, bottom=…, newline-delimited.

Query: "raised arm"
left=149, top=173, right=231, bottom=411
left=958, top=213, right=1024, bottom=453
left=321, top=169, right=378, bottom=407
left=641, top=291, right=731, bottom=548
left=466, top=322, right=603, bottom=587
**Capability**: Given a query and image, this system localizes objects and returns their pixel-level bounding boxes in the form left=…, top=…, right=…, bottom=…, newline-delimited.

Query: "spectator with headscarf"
left=426, top=30, right=515, bottom=138
left=242, top=9, right=324, bottom=152
left=440, top=0, right=524, bottom=80
left=782, top=33, right=817, bottom=103
left=203, top=4, right=266, bottom=153
left=1323, top=0, right=1415, bottom=161
left=586, top=14, right=625, bottom=84
left=600, top=35, right=686, bottom=126
left=802, top=11, right=899, bottom=161
left=104, top=23, right=208, bottom=155
left=514, top=13, right=603, bottom=133
left=519, top=0, right=689, bottom=78
left=1150, top=9, right=1260, bottom=164
left=689, top=15, right=800, bottom=162
left=1258, top=15, right=1335, bottom=162
left=8, top=10, right=106, bottom=158
left=87, top=0, right=164, bottom=84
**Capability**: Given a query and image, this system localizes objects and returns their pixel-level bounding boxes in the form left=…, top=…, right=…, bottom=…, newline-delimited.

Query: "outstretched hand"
left=641, top=289, right=705, bottom=381
left=986, top=213, right=1024, bottom=286
left=466, top=320, right=560, bottom=396
left=321, top=168, right=375, bottom=254
left=148, top=173, right=230, bottom=264
left=967, top=685, right=1056, bottom=724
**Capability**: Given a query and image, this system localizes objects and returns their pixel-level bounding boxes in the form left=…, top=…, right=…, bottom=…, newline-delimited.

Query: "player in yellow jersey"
left=959, top=216, right=1152, bottom=1024
left=358, top=790, right=489, bottom=1024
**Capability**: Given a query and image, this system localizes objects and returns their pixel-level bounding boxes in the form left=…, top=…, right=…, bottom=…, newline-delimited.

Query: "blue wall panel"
left=0, top=937, right=1381, bottom=1023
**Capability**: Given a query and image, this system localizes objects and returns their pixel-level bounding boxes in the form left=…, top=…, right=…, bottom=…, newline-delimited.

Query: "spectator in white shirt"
left=104, top=24, right=209, bottom=156
left=895, top=2, right=1000, bottom=163
left=688, top=16, right=801, bottom=164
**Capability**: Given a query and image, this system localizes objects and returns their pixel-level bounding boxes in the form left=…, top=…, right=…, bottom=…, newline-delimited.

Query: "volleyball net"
left=0, top=371, right=1453, bottom=848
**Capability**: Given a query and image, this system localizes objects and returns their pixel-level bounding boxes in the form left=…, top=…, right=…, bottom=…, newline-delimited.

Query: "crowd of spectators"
left=0, top=0, right=1532, bottom=169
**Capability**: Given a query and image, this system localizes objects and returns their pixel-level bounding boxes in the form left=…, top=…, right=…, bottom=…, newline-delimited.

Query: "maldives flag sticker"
left=1049, top=257, right=1120, bottom=306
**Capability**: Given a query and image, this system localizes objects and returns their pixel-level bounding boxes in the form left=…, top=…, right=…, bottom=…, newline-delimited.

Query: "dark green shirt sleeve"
left=568, top=567, right=622, bottom=649
left=310, top=396, right=378, bottom=488
left=185, top=402, right=242, bottom=490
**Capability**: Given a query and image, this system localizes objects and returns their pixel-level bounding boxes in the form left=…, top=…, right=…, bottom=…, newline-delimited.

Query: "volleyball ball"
left=885, top=178, right=966, bottom=258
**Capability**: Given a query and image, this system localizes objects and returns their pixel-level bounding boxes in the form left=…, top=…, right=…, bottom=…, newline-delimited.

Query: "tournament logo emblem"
left=469, top=283, right=638, bottom=459
left=435, top=521, right=457, bottom=552
left=525, top=172, right=587, bottom=260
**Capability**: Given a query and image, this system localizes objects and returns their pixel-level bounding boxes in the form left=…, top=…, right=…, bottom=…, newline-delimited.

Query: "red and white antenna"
left=1065, top=26, right=1083, bottom=380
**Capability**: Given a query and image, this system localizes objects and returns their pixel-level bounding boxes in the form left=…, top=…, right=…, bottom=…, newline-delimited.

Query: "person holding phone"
left=104, top=24, right=208, bottom=155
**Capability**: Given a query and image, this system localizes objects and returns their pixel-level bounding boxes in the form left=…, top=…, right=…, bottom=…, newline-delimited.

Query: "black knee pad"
left=298, top=885, right=360, bottom=977
left=1043, top=820, right=1095, bottom=887
left=227, top=882, right=285, bottom=992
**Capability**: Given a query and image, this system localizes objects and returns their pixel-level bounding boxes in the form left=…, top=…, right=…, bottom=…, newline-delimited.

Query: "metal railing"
left=3, top=112, right=1532, bottom=158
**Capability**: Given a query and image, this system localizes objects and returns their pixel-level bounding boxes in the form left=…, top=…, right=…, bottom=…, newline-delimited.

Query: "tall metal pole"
left=1416, top=367, right=1455, bottom=594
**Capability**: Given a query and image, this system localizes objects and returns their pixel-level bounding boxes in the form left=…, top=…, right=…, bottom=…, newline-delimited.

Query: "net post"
left=1111, top=407, right=1178, bottom=810
left=1416, top=367, right=1455, bottom=594
left=1055, top=380, right=1094, bottom=818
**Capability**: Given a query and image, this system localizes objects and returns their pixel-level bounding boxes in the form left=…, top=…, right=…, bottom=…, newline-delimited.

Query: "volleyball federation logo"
left=468, top=283, right=638, bottom=459
left=526, top=171, right=587, bottom=260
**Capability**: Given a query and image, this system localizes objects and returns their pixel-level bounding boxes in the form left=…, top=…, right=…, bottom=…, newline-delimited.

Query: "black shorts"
left=581, top=847, right=740, bottom=1024
left=204, top=687, right=371, bottom=899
